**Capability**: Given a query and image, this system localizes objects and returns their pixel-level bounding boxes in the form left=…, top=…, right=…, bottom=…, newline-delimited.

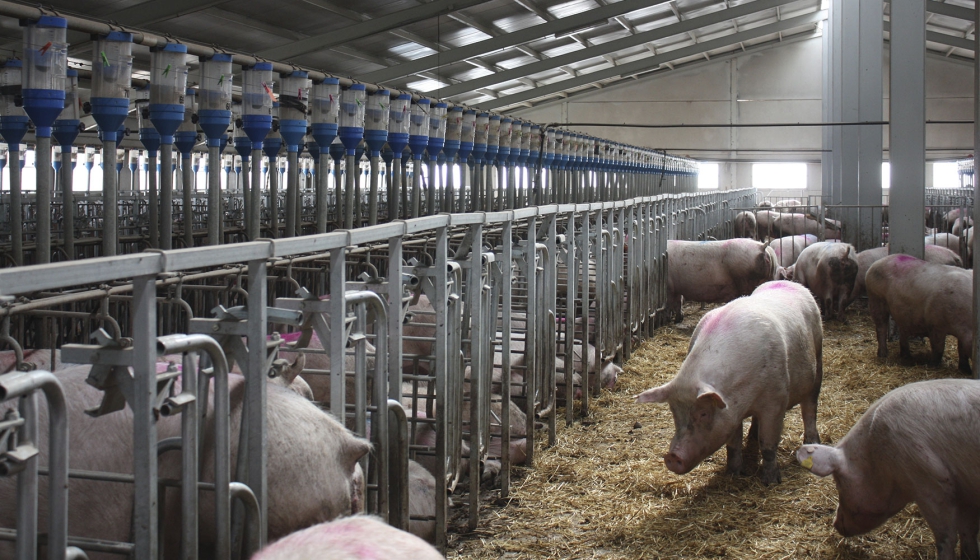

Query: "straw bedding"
left=449, top=301, right=968, bottom=559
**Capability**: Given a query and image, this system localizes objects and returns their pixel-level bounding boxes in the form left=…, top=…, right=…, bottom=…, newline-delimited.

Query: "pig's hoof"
left=760, top=467, right=782, bottom=486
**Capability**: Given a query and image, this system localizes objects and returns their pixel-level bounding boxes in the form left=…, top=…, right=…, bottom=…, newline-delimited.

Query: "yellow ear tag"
left=801, top=457, right=814, bottom=470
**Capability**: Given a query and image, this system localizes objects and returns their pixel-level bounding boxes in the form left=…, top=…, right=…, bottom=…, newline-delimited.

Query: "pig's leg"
left=957, top=337, right=973, bottom=376
left=801, top=346, right=823, bottom=445
left=899, top=329, right=912, bottom=360
left=757, top=414, right=784, bottom=485
left=927, top=332, right=947, bottom=368
left=956, top=505, right=980, bottom=560
left=869, top=297, right=890, bottom=358
left=725, top=422, right=745, bottom=476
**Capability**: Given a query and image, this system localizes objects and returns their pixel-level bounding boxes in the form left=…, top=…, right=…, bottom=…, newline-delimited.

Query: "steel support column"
left=858, top=0, right=883, bottom=250
left=888, top=0, right=925, bottom=259
left=840, top=0, right=860, bottom=244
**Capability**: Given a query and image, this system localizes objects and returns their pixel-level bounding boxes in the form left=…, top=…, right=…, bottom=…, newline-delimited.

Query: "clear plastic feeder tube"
left=92, top=35, right=133, bottom=99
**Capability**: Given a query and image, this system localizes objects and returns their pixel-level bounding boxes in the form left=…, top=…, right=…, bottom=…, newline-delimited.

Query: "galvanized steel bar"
left=35, top=138, right=51, bottom=264
left=131, top=274, right=158, bottom=557
left=208, top=145, right=223, bottom=245
left=61, top=149, right=75, bottom=260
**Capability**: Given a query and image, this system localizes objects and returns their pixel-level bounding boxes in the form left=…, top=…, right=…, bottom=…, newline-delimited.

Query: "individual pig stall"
left=452, top=301, right=962, bottom=559
left=0, top=180, right=763, bottom=558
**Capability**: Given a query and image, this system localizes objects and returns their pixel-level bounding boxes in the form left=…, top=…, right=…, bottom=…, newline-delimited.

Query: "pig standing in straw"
left=636, top=280, right=823, bottom=485
left=798, top=379, right=980, bottom=560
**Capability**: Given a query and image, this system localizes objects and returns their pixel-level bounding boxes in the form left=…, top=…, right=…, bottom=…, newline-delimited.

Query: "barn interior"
left=0, top=0, right=975, bottom=558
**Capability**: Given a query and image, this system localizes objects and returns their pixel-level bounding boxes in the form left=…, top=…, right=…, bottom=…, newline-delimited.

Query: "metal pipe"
left=240, top=157, right=250, bottom=235
left=0, top=369, right=70, bottom=560
left=286, top=151, right=299, bottom=237
left=268, top=155, right=279, bottom=238
left=345, top=154, right=356, bottom=229
left=160, top=145, right=174, bottom=250
left=411, top=159, right=421, bottom=218
left=147, top=153, right=158, bottom=249
left=229, top=482, right=263, bottom=557
left=157, top=334, right=231, bottom=560
left=36, top=138, right=52, bottom=264
left=208, top=145, right=222, bottom=246
left=316, top=154, right=328, bottom=233
left=102, top=140, right=118, bottom=257
left=14, top=391, right=38, bottom=560
left=427, top=159, right=437, bottom=216
left=182, top=155, right=194, bottom=248
left=9, top=146, right=21, bottom=265
left=61, top=149, right=75, bottom=260
left=386, top=399, right=409, bottom=532
left=368, top=155, right=380, bottom=225
left=249, top=149, right=262, bottom=240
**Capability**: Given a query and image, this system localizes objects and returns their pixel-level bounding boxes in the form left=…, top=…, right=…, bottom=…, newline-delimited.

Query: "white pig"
left=797, top=379, right=980, bottom=560
left=636, top=280, right=823, bottom=485
left=251, top=515, right=443, bottom=560
left=865, top=253, right=974, bottom=374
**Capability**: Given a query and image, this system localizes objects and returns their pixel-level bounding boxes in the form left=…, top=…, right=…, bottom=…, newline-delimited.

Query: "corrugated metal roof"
left=0, top=0, right=972, bottom=112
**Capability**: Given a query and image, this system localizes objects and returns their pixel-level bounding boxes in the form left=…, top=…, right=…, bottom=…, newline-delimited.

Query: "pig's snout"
left=574, top=387, right=583, bottom=399
left=664, top=452, right=687, bottom=474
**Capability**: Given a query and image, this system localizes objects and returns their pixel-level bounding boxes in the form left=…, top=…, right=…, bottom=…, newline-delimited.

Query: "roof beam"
left=512, top=0, right=556, bottom=22
left=356, top=0, right=669, bottom=83
left=434, top=0, right=804, bottom=98
left=256, top=0, right=493, bottom=60
left=513, top=29, right=820, bottom=112
left=883, top=21, right=975, bottom=51
left=93, top=0, right=227, bottom=26
left=481, top=9, right=827, bottom=110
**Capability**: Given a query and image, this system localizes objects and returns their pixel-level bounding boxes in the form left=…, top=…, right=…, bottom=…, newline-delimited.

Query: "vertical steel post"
left=35, top=138, right=51, bottom=263
left=182, top=154, right=194, bottom=248
left=61, top=148, right=74, bottom=259
left=858, top=0, right=883, bottom=251
left=208, top=145, right=222, bottom=245
left=316, top=154, right=328, bottom=233
left=973, top=1, right=980, bottom=378
left=132, top=274, right=159, bottom=557
left=268, top=155, right=279, bottom=238
left=249, top=150, right=262, bottom=240
left=15, top=392, right=38, bottom=560
left=148, top=152, right=158, bottom=248
left=160, top=146, right=174, bottom=249
left=345, top=155, right=356, bottom=228
left=888, top=0, right=925, bottom=259
left=286, top=152, right=299, bottom=236
left=246, top=257, right=268, bottom=542
left=103, top=140, right=118, bottom=256
left=369, top=155, right=381, bottom=225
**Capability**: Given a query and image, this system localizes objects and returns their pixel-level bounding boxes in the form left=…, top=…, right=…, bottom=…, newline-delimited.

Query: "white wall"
left=513, top=35, right=974, bottom=197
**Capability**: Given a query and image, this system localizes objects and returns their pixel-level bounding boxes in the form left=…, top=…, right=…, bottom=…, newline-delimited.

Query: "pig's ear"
left=796, top=444, right=842, bottom=477
left=696, top=383, right=727, bottom=409
left=283, top=353, right=306, bottom=383
left=635, top=383, right=671, bottom=403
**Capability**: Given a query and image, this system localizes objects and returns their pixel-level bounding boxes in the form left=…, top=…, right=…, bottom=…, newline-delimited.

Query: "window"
left=697, top=162, right=719, bottom=190
left=882, top=162, right=890, bottom=189
left=933, top=161, right=959, bottom=189
left=752, top=163, right=807, bottom=190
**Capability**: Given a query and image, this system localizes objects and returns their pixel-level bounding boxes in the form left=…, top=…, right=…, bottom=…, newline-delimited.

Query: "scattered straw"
left=449, top=302, right=965, bottom=559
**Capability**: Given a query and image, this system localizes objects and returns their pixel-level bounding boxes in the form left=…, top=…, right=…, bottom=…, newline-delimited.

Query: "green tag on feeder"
left=100, top=51, right=110, bottom=67
left=218, top=75, right=224, bottom=85
left=163, top=64, right=171, bottom=76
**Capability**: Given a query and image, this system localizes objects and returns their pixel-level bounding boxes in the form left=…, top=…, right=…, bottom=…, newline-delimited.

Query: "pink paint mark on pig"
left=698, top=308, right=728, bottom=336
left=278, top=331, right=304, bottom=344
left=894, top=254, right=918, bottom=263
left=757, top=280, right=794, bottom=291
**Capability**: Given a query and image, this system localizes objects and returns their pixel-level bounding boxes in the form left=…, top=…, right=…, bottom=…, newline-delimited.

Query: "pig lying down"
left=637, top=280, right=823, bottom=485
left=798, top=379, right=980, bottom=560
left=252, top=515, right=443, bottom=560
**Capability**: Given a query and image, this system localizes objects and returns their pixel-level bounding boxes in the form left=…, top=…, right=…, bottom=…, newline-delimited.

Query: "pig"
left=845, top=244, right=963, bottom=309
left=952, top=217, right=973, bottom=237
left=0, top=366, right=371, bottom=560
left=733, top=211, right=757, bottom=239
left=277, top=331, right=376, bottom=406
left=791, top=241, right=859, bottom=322
left=755, top=210, right=779, bottom=240
left=797, top=379, right=980, bottom=560
left=967, top=227, right=974, bottom=268
left=773, top=212, right=822, bottom=237
left=865, top=253, right=974, bottom=374
left=0, top=348, right=63, bottom=373
left=773, top=199, right=803, bottom=213
left=943, top=207, right=971, bottom=231
left=769, top=234, right=820, bottom=267
left=636, top=280, right=823, bottom=485
left=251, top=515, right=443, bottom=560
left=408, top=459, right=438, bottom=542
left=926, top=232, right=961, bottom=254
left=665, top=238, right=779, bottom=323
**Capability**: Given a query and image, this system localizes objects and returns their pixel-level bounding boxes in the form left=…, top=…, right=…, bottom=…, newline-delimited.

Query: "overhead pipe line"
left=550, top=120, right=975, bottom=129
